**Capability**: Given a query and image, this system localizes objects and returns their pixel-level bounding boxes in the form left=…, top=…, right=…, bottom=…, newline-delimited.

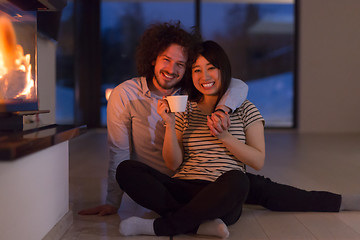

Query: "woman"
left=116, top=40, right=264, bottom=238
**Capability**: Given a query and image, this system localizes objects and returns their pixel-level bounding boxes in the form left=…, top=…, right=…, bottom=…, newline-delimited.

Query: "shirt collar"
left=140, top=77, right=152, bottom=98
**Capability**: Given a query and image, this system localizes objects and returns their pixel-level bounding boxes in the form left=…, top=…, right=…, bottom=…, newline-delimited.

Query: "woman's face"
left=191, top=55, right=221, bottom=96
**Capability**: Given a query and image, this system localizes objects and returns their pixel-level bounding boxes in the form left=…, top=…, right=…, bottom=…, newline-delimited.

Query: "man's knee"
left=247, top=173, right=275, bottom=193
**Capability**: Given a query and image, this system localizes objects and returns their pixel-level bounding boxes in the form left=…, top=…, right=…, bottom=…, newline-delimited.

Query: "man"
left=78, top=21, right=248, bottom=216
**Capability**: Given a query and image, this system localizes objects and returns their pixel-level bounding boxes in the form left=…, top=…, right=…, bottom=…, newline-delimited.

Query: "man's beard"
left=154, top=71, right=180, bottom=90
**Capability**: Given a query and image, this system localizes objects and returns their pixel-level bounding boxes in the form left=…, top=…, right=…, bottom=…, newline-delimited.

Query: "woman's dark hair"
left=186, top=40, right=232, bottom=103
left=136, top=21, right=199, bottom=87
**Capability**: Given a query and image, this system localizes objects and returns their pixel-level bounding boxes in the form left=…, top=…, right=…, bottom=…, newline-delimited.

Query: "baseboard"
left=42, top=210, right=73, bottom=240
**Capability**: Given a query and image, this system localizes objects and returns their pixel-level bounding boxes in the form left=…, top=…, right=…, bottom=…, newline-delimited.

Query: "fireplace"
left=0, top=2, right=86, bottom=239
left=0, top=0, right=66, bottom=130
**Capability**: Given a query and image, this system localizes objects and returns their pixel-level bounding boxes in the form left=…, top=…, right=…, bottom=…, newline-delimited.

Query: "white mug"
left=165, top=95, right=188, bottom=112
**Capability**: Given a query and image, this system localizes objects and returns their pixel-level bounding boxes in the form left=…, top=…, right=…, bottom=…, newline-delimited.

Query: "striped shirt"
left=173, top=100, right=264, bottom=182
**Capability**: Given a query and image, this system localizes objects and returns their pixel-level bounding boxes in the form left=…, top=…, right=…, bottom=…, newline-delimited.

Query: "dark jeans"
left=116, top=160, right=249, bottom=236
left=245, top=172, right=342, bottom=212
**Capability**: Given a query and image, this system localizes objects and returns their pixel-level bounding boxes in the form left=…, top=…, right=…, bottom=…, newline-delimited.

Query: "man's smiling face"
left=152, top=43, right=188, bottom=92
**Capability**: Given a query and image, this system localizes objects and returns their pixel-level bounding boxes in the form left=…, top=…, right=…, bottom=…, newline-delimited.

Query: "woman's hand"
left=157, top=98, right=175, bottom=127
left=158, top=97, right=183, bottom=171
left=207, top=110, right=231, bottom=137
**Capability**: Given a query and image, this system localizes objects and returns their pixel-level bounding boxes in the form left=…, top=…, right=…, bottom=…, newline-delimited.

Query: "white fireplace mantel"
left=0, top=125, right=85, bottom=240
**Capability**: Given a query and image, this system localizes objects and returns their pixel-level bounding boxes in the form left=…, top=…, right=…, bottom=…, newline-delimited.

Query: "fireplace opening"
left=0, top=2, right=38, bottom=130
left=0, top=1, right=38, bottom=130
left=0, top=13, right=37, bottom=106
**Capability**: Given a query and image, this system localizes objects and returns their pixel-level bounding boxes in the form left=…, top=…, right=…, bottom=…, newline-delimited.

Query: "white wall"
left=0, top=142, right=69, bottom=240
left=298, top=0, right=360, bottom=133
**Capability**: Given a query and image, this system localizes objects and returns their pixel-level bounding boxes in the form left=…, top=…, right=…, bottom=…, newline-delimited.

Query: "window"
left=100, top=1, right=195, bottom=126
left=201, top=2, right=295, bottom=127
left=56, top=1, right=295, bottom=128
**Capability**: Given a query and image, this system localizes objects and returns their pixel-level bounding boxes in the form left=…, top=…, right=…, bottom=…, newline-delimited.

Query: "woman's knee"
left=116, top=160, right=140, bottom=186
left=116, top=159, right=131, bottom=176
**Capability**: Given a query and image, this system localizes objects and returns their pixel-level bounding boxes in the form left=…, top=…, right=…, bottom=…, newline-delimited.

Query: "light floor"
left=61, top=129, right=360, bottom=240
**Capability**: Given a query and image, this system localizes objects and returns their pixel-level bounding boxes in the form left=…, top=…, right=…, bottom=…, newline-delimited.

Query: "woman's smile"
left=201, top=82, right=215, bottom=89
left=192, top=55, right=221, bottom=96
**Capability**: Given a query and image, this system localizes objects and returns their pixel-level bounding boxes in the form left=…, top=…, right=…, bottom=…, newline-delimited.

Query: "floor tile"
left=61, top=130, right=360, bottom=240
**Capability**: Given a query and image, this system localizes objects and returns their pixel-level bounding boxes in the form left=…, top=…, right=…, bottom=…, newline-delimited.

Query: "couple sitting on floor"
left=79, top=22, right=359, bottom=239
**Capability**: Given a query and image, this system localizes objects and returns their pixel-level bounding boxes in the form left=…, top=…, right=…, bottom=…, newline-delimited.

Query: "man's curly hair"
left=136, top=21, right=200, bottom=86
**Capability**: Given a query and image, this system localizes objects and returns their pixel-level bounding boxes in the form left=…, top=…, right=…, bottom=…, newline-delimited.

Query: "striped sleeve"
left=237, top=100, right=265, bottom=130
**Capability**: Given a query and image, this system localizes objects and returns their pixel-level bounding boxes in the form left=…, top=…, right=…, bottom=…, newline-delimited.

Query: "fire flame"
left=0, top=15, right=35, bottom=101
